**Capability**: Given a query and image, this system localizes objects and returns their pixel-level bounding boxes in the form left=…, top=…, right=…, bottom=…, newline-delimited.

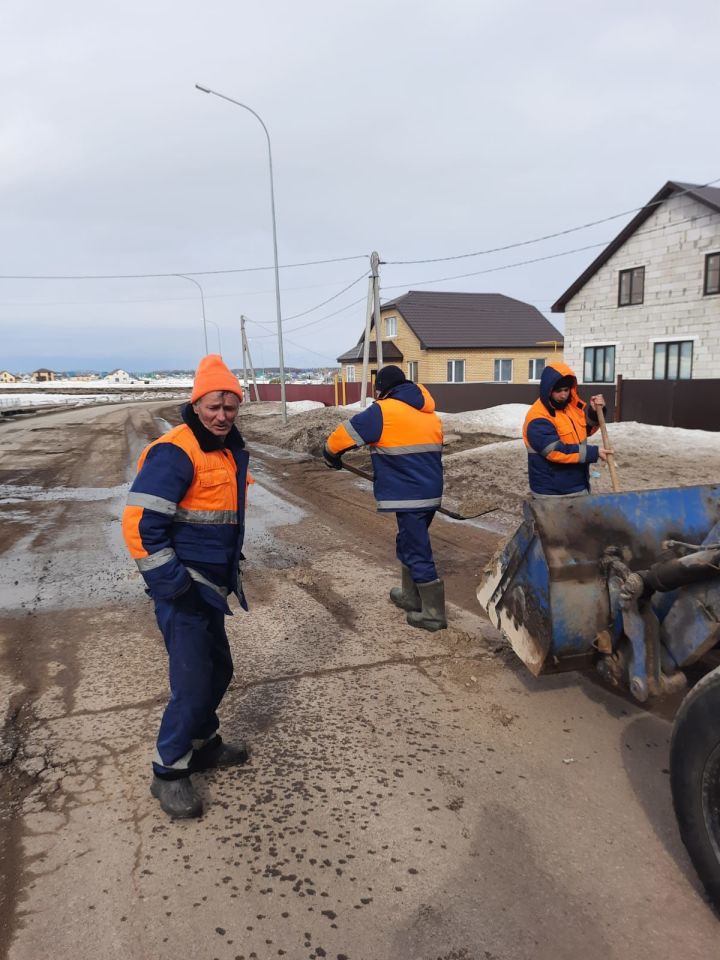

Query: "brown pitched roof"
left=552, top=181, right=720, bottom=312
left=337, top=340, right=403, bottom=363
left=376, top=290, right=562, bottom=349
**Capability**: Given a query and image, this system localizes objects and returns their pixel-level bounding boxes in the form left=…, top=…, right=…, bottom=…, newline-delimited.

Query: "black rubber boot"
left=406, top=579, right=447, bottom=632
left=390, top=564, right=421, bottom=612
left=150, top=775, right=203, bottom=819
left=191, top=735, right=251, bottom=772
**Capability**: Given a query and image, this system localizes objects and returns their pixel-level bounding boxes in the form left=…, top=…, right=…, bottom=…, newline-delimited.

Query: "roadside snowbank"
left=0, top=393, right=105, bottom=408
left=443, top=420, right=720, bottom=519
left=440, top=403, right=529, bottom=438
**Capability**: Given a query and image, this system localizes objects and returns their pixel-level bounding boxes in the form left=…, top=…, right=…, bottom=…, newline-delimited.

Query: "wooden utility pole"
left=240, top=315, right=260, bottom=402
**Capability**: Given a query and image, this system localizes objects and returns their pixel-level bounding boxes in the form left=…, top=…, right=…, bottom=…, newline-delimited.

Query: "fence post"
left=614, top=373, right=623, bottom=422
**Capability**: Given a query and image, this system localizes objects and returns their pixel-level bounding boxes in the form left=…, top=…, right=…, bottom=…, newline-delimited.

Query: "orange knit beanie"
left=190, top=354, right=243, bottom=403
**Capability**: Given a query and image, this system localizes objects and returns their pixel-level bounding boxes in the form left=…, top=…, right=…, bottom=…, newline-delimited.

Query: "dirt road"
left=0, top=402, right=717, bottom=960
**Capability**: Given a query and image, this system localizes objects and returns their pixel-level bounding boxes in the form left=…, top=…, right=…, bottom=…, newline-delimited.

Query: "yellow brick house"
left=337, top=291, right=563, bottom=385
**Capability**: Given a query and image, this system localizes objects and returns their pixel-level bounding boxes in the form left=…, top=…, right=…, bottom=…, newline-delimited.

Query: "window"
left=494, top=359, right=513, bottom=382
left=653, top=341, right=693, bottom=380
left=407, top=361, right=418, bottom=381
left=583, top=345, right=615, bottom=383
left=528, top=358, right=545, bottom=381
left=447, top=360, right=465, bottom=383
left=344, top=365, right=355, bottom=382
left=705, top=253, right=720, bottom=295
left=618, top=266, right=645, bottom=306
left=385, top=316, right=397, bottom=337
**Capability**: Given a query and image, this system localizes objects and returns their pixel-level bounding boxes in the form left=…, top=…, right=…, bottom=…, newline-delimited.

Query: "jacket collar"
left=181, top=402, right=245, bottom=453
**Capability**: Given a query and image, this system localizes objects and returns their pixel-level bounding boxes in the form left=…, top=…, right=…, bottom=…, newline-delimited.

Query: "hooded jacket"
left=122, top=404, right=249, bottom=614
left=523, top=362, right=599, bottom=496
left=325, top=381, right=443, bottom=511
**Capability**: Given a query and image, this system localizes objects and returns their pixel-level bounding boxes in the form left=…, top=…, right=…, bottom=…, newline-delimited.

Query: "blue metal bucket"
left=477, top=484, right=720, bottom=675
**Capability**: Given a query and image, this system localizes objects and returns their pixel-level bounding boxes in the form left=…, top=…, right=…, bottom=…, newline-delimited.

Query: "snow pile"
left=439, top=403, right=529, bottom=438
left=287, top=400, right=326, bottom=415
left=442, top=420, right=720, bottom=520
left=0, top=393, right=101, bottom=408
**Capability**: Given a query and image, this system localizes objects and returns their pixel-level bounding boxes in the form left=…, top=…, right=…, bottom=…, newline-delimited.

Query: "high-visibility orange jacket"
left=523, top=362, right=600, bottom=495
left=325, top=381, right=443, bottom=511
left=122, top=405, right=250, bottom=613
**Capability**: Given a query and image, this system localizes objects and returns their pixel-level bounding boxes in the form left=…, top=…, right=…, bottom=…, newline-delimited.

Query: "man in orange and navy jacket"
left=523, top=361, right=611, bottom=496
left=323, top=364, right=446, bottom=632
left=122, top=355, right=251, bottom=820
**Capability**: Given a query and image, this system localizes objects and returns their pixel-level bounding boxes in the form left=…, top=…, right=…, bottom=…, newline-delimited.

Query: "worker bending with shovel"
left=322, top=364, right=446, bottom=632
left=523, top=361, right=613, bottom=497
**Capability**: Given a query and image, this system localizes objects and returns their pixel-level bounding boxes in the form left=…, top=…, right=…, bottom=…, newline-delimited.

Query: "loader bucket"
left=477, top=484, right=720, bottom=676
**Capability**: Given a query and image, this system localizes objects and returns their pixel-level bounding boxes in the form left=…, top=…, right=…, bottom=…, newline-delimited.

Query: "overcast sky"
left=1, top=0, right=718, bottom=372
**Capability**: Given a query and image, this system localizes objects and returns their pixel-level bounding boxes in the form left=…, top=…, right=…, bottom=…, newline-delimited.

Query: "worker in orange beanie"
left=122, top=355, right=251, bottom=819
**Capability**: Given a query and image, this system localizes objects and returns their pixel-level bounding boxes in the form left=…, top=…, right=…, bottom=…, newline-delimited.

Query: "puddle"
left=246, top=441, right=313, bottom=462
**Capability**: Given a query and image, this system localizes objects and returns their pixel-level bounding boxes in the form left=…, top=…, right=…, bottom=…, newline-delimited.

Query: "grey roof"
left=337, top=340, right=403, bottom=363
left=552, top=181, right=720, bottom=312
left=375, top=290, right=562, bottom=349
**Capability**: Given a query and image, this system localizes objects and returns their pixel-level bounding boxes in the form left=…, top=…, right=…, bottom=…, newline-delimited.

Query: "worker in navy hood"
left=522, top=361, right=612, bottom=496
left=323, top=364, right=446, bottom=632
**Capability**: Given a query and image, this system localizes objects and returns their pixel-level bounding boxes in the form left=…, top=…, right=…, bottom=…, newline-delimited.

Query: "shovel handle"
left=596, top=406, right=620, bottom=492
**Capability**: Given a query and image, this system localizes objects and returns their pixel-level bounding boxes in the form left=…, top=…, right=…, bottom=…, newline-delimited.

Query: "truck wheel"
left=670, top=665, right=720, bottom=907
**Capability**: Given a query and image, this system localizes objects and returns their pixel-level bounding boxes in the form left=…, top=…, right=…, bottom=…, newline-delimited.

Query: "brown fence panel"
left=425, top=382, right=615, bottom=417
left=253, top=382, right=369, bottom=405
left=670, top=380, right=720, bottom=431
left=618, top=379, right=720, bottom=431
left=618, top=381, right=674, bottom=427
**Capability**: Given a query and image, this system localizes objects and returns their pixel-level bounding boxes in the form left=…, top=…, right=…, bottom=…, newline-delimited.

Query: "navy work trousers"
left=395, top=510, right=438, bottom=583
left=152, top=590, right=233, bottom=777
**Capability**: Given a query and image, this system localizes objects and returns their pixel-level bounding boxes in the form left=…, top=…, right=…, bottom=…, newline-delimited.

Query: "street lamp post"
left=195, top=83, right=287, bottom=423
left=207, top=320, right=222, bottom=355
left=176, top=274, right=209, bottom=353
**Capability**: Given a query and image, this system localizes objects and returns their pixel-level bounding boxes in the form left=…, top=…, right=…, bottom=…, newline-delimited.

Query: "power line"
left=283, top=270, right=368, bottom=321
left=245, top=315, right=338, bottom=363
left=245, top=295, right=367, bottom=339
left=382, top=241, right=609, bottom=291
left=384, top=177, right=720, bottom=266
left=382, top=209, right=719, bottom=295
left=0, top=253, right=368, bottom=281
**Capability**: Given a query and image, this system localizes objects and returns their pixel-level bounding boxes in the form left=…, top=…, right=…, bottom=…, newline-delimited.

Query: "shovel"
left=596, top=406, right=620, bottom=492
left=334, top=459, right=499, bottom=521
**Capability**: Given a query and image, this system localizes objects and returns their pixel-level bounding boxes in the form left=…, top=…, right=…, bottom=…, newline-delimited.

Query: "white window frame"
left=407, top=360, right=418, bottom=381
left=528, top=358, right=545, bottom=382
left=652, top=340, right=694, bottom=380
left=494, top=358, right=513, bottom=382
left=582, top=344, right=616, bottom=384
left=447, top=359, right=465, bottom=383
left=344, top=364, right=356, bottom=382
left=385, top=316, right=397, bottom=338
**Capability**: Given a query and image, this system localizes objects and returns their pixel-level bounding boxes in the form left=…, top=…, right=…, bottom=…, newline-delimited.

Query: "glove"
left=322, top=444, right=343, bottom=470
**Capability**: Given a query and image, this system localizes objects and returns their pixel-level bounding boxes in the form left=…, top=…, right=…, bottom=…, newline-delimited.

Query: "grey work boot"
left=191, top=735, right=250, bottom=772
left=389, top=564, right=421, bottom=612
left=150, top=775, right=203, bottom=819
left=406, top=579, right=447, bottom=632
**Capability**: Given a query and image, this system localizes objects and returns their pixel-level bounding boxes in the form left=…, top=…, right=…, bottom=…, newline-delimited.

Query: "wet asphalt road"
left=0, top=401, right=718, bottom=960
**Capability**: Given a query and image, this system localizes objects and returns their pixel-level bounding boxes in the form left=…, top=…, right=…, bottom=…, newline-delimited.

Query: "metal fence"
left=253, top=377, right=718, bottom=432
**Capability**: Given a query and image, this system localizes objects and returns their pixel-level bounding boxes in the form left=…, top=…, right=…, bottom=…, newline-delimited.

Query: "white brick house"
left=552, top=181, right=720, bottom=382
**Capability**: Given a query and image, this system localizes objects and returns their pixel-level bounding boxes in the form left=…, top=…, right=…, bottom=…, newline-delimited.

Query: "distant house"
left=0, top=370, right=18, bottom=383
left=553, top=181, right=720, bottom=382
left=31, top=368, right=57, bottom=382
left=337, top=290, right=563, bottom=385
left=103, top=369, right=133, bottom=383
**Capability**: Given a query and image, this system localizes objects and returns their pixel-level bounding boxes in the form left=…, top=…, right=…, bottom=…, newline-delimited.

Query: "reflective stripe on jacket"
left=523, top=361, right=599, bottom=496
left=122, top=407, right=249, bottom=612
left=326, top=381, right=443, bottom=512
